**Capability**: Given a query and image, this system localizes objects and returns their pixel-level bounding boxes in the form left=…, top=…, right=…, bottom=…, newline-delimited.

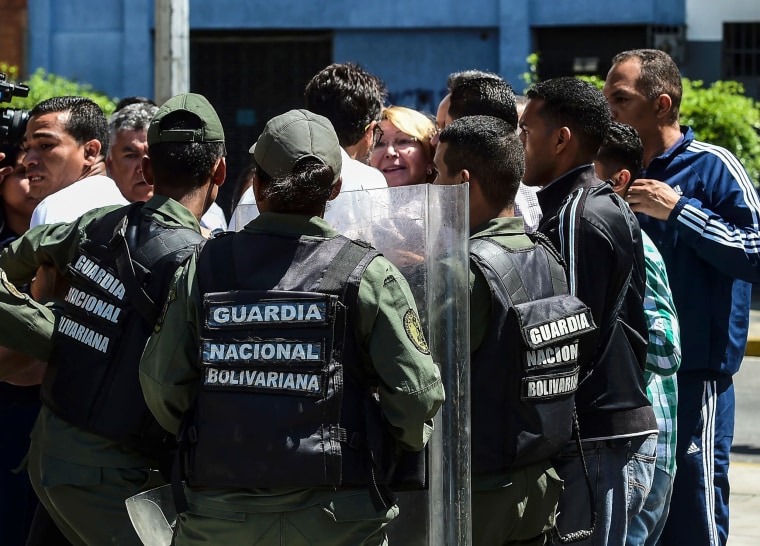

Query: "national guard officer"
left=139, top=109, right=444, bottom=545
left=0, top=92, right=226, bottom=545
left=435, top=115, right=597, bottom=545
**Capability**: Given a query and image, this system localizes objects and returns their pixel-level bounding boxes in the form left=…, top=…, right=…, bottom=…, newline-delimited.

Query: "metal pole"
left=154, top=0, right=189, bottom=104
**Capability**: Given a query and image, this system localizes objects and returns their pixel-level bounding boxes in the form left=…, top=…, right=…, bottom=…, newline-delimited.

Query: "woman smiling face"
left=370, top=118, right=433, bottom=188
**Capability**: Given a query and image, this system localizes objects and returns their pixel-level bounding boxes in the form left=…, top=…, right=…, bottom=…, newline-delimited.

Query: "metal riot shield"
left=125, top=484, right=176, bottom=545
left=126, top=184, right=471, bottom=546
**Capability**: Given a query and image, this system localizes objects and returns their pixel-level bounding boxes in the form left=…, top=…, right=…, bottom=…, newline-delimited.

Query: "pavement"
left=745, top=309, right=760, bottom=357
left=729, top=461, right=760, bottom=545
left=730, top=307, right=760, bottom=545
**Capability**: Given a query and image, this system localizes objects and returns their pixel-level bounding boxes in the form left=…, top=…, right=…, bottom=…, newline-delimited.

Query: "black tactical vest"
left=43, top=203, right=205, bottom=457
left=185, top=230, right=390, bottom=492
left=469, top=234, right=596, bottom=475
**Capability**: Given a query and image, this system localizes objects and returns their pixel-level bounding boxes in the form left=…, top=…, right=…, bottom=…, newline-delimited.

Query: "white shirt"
left=514, top=183, right=542, bottom=233
left=227, top=148, right=387, bottom=231
left=200, top=202, right=227, bottom=232
left=30, top=174, right=129, bottom=228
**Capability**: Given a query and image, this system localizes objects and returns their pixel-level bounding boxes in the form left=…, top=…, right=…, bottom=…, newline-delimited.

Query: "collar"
left=143, top=194, right=202, bottom=232
left=537, top=164, right=602, bottom=217
left=243, top=212, right=338, bottom=238
left=470, top=216, right=525, bottom=238
left=645, top=126, right=693, bottom=171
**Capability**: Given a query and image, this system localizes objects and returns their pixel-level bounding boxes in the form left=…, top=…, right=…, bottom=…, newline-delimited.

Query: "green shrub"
left=1, top=63, right=118, bottom=117
left=679, top=79, right=760, bottom=185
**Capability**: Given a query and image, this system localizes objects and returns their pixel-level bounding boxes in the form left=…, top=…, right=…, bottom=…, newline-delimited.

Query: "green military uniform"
left=0, top=195, right=200, bottom=546
left=0, top=271, right=56, bottom=362
left=469, top=216, right=563, bottom=546
left=139, top=212, right=445, bottom=546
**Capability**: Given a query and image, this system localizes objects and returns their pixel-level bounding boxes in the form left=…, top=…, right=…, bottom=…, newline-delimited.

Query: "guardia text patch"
left=203, top=367, right=322, bottom=395
left=72, top=254, right=126, bottom=301
left=525, top=340, right=579, bottom=370
left=203, top=340, right=323, bottom=363
left=64, top=286, right=123, bottom=324
left=522, top=367, right=579, bottom=401
left=57, top=316, right=112, bottom=354
left=207, top=301, right=327, bottom=327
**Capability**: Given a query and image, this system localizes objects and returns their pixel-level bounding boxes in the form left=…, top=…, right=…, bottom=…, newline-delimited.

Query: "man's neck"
left=643, top=125, right=682, bottom=167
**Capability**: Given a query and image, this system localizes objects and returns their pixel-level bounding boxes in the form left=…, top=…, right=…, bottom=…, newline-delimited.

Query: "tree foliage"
left=1, top=64, right=118, bottom=117
left=679, top=79, right=760, bottom=185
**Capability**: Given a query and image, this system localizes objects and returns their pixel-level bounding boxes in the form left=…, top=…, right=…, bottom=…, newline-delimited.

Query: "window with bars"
left=723, top=22, right=760, bottom=78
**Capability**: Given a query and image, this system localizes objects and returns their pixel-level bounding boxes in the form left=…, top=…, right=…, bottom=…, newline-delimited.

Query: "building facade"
left=2, top=0, right=757, bottom=210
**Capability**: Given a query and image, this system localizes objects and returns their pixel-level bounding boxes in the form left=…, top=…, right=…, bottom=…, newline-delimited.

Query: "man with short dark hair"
left=434, top=70, right=542, bottom=231
left=434, top=114, right=569, bottom=545
left=0, top=92, right=226, bottom=545
left=228, top=62, right=388, bottom=231
left=604, top=48, right=760, bottom=546
left=595, top=121, right=681, bottom=546
left=140, top=109, right=444, bottom=545
left=520, top=77, right=657, bottom=546
left=22, top=96, right=127, bottom=227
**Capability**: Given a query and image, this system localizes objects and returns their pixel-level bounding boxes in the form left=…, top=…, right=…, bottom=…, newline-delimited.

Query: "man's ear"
left=655, top=94, right=673, bottom=119
left=141, top=156, right=155, bottom=186
left=252, top=173, right=266, bottom=204
left=212, top=157, right=226, bottom=187
left=0, top=165, right=13, bottom=181
left=328, top=178, right=343, bottom=201
left=611, top=169, right=631, bottom=192
left=556, top=126, right=571, bottom=154
left=82, top=139, right=102, bottom=165
left=460, top=168, right=471, bottom=184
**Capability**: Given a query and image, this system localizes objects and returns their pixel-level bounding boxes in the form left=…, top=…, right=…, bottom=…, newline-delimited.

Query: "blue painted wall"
left=29, top=0, right=154, bottom=100
left=27, top=0, right=684, bottom=102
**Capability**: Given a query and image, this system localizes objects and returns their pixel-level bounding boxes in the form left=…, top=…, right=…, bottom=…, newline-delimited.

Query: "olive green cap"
left=147, top=93, right=225, bottom=146
left=250, top=109, right=341, bottom=184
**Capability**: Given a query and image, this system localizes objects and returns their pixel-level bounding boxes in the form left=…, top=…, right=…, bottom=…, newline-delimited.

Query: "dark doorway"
left=190, top=30, right=332, bottom=218
left=534, top=25, right=649, bottom=80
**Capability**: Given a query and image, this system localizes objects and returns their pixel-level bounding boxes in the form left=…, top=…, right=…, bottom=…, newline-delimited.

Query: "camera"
left=1, top=72, right=30, bottom=146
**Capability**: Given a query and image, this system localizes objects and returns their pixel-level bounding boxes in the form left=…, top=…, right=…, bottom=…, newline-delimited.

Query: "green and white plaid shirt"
left=641, top=231, right=681, bottom=477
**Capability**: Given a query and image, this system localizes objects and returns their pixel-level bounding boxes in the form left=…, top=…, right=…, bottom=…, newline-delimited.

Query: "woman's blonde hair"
left=381, top=105, right=436, bottom=182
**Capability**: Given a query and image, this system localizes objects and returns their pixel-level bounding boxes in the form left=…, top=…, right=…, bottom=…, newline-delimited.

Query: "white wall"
left=687, top=0, right=759, bottom=41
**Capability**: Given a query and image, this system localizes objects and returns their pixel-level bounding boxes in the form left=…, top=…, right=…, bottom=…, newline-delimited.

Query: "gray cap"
left=250, top=109, right=342, bottom=184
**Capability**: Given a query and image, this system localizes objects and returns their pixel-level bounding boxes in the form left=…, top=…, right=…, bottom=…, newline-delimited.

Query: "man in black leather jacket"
left=519, top=77, right=657, bottom=546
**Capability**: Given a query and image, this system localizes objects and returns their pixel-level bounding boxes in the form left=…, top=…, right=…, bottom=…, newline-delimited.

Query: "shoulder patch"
left=403, top=309, right=430, bottom=355
left=1, top=270, right=27, bottom=300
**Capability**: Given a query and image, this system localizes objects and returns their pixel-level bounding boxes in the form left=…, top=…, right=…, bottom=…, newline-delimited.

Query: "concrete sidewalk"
left=729, top=461, right=760, bottom=545
left=745, top=309, right=760, bottom=356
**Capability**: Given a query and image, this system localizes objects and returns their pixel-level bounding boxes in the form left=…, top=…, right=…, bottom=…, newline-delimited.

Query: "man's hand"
left=625, top=178, right=682, bottom=220
left=31, top=264, right=69, bottom=301
left=0, top=346, right=46, bottom=385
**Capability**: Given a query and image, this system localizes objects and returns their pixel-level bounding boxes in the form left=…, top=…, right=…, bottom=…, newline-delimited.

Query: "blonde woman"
left=371, top=106, right=436, bottom=187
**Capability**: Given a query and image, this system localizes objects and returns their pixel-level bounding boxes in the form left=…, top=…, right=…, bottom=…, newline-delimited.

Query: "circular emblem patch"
left=403, top=309, right=430, bottom=355
left=1, top=270, right=26, bottom=300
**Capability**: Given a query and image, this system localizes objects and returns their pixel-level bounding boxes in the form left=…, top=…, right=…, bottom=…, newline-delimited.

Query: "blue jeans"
left=625, top=466, right=673, bottom=546
left=551, top=433, right=657, bottom=546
